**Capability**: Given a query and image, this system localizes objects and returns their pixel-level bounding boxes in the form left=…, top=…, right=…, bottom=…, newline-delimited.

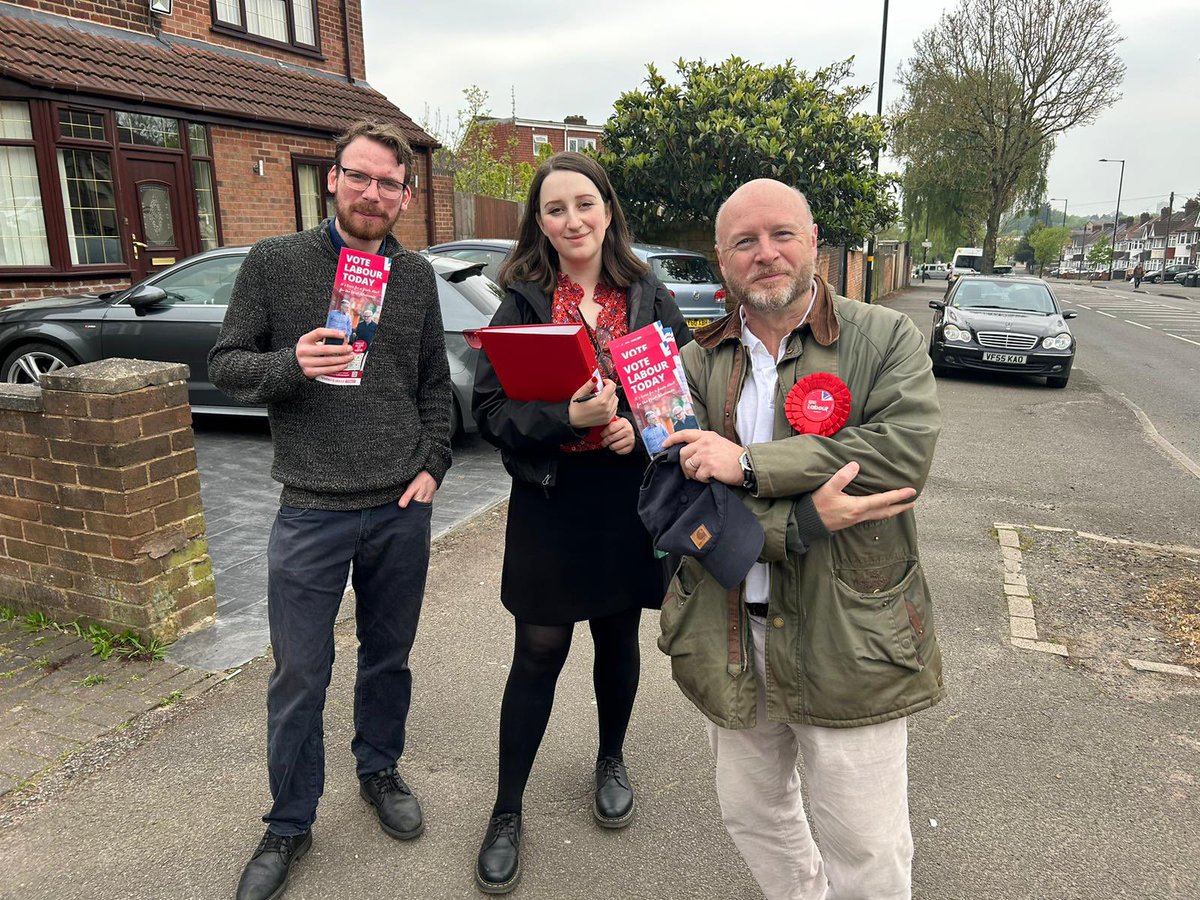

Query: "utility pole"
left=1099, top=158, right=1125, bottom=280
left=863, top=0, right=889, bottom=305
left=1050, top=198, right=1068, bottom=275
left=1161, top=191, right=1175, bottom=278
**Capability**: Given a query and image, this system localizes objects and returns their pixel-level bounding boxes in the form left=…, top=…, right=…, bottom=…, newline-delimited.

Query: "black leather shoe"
left=360, top=766, right=425, bottom=840
left=475, top=812, right=522, bottom=894
left=235, top=828, right=311, bottom=900
left=593, top=756, right=635, bottom=828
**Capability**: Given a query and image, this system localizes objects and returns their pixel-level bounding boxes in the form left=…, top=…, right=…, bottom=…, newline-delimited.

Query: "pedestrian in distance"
left=1133, top=262, right=1144, bottom=289
left=470, top=151, right=690, bottom=894
left=209, top=119, right=453, bottom=900
left=660, top=178, right=944, bottom=900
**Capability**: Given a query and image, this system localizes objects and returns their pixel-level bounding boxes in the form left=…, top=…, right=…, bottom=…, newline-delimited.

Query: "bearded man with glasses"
left=209, top=119, right=452, bottom=900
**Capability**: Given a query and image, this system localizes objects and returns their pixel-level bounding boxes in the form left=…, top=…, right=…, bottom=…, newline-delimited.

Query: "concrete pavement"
left=0, top=284, right=1196, bottom=899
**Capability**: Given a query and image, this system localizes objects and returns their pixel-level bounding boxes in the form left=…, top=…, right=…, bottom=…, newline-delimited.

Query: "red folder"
left=477, top=323, right=600, bottom=401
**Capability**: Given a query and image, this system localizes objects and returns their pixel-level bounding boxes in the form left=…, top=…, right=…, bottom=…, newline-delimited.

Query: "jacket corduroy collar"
left=693, top=273, right=839, bottom=350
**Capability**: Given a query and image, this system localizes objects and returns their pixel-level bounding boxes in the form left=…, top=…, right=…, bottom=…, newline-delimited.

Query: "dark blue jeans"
left=263, top=499, right=432, bottom=835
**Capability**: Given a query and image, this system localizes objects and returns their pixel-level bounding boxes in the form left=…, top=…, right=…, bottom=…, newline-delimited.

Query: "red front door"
left=122, top=153, right=194, bottom=283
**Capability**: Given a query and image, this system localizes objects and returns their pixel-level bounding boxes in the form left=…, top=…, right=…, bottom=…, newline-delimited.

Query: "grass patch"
left=0, top=606, right=16, bottom=622
left=65, top=621, right=167, bottom=663
left=80, top=673, right=108, bottom=687
left=22, top=611, right=52, bottom=634
left=32, top=655, right=51, bottom=670
left=158, top=690, right=184, bottom=708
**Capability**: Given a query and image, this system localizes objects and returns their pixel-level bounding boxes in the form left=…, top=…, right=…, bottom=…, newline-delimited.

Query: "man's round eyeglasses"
left=337, top=165, right=408, bottom=200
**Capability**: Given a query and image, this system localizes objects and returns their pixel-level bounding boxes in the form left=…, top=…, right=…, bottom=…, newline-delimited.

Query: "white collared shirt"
left=736, top=282, right=816, bottom=608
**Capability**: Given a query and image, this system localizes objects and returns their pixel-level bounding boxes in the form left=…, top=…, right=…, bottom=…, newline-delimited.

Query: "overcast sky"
left=362, top=0, right=1199, bottom=222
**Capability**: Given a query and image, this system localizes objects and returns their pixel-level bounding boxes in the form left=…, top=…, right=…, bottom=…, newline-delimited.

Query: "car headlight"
left=943, top=324, right=972, bottom=343
left=1041, top=334, right=1072, bottom=350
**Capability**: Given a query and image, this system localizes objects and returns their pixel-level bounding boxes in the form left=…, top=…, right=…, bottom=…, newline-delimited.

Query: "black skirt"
left=501, top=449, right=667, bottom=625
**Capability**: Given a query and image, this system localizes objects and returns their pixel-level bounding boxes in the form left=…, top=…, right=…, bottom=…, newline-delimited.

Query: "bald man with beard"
left=660, top=179, right=944, bottom=900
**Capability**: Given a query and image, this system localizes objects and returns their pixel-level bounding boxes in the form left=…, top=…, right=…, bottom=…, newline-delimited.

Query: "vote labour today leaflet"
left=317, top=247, right=391, bottom=386
left=609, top=321, right=699, bottom=456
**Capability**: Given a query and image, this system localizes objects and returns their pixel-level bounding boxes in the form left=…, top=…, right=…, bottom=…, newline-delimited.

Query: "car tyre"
left=1, top=342, right=79, bottom=385
left=1046, top=374, right=1069, bottom=389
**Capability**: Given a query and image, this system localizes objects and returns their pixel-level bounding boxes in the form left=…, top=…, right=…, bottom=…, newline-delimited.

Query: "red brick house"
left=473, top=115, right=604, bottom=167
left=0, top=0, right=453, bottom=306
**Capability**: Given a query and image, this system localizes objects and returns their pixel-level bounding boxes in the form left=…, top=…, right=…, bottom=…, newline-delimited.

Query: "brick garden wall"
left=0, top=360, right=214, bottom=641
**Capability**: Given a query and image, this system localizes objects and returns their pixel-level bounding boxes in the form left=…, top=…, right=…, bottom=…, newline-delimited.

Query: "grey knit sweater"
left=208, top=222, right=452, bottom=510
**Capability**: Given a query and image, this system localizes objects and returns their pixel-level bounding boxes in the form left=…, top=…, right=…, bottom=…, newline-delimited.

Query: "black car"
left=1146, top=263, right=1195, bottom=284
left=928, top=275, right=1078, bottom=388
left=0, top=247, right=501, bottom=436
left=426, top=238, right=728, bottom=329
left=1171, top=266, right=1199, bottom=287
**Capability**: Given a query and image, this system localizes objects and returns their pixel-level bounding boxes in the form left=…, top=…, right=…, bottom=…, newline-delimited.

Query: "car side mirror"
left=1062, top=310, right=1078, bottom=319
left=929, top=300, right=945, bottom=310
left=126, top=283, right=167, bottom=310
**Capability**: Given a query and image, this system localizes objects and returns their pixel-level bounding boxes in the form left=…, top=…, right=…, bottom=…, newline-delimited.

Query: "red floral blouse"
left=552, top=272, right=628, bottom=453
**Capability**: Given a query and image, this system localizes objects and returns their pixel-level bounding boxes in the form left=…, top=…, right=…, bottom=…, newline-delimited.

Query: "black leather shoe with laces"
left=360, top=766, right=425, bottom=840
left=593, top=755, right=635, bottom=828
left=235, top=828, right=312, bottom=900
left=475, top=812, right=522, bottom=894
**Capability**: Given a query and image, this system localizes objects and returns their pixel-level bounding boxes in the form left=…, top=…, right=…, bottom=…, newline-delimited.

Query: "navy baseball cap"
left=637, top=445, right=765, bottom=590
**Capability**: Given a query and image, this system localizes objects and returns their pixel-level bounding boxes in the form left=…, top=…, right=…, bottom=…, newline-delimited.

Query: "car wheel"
left=1, top=342, right=79, bottom=385
left=1047, top=374, right=1069, bottom=389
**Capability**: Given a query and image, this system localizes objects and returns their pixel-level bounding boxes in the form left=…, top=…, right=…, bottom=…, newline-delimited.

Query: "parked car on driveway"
left=1145, top=263, right=1195, bottom=284
left=927, top=275, right=1078, bottom=388
left=0, top=247, right=501, bottom=436
left=426, top=238, right=727, bottom=329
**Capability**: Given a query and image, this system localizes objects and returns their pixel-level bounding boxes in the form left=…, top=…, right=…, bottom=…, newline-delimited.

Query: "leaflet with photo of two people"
left=609, top=321, right=699, bottom=455
left=317, top=247, right=390, bottom=386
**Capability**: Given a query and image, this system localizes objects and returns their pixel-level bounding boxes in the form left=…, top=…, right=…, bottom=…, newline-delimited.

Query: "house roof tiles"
left=0, top=9, right=435, bottom=146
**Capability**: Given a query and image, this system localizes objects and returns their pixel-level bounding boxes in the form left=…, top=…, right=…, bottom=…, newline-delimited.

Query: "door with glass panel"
left=123, top=153, right=193, bottom=283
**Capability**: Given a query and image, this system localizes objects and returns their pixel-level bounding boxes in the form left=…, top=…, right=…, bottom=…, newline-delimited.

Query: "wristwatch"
left=739, top=449, right=756, bottom=491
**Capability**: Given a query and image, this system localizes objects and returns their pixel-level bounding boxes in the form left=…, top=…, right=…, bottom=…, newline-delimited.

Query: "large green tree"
left=892, top=0, right=1124, bottom=273
left=597, top=57, right=896, bottom=247
left=1029, top=225, right=1072, bottom=274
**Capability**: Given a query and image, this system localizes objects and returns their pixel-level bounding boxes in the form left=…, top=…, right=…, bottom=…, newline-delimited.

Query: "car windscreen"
left=952, top=281, right=1057, bottom=314
left=650, top=255, right=718, bottom=285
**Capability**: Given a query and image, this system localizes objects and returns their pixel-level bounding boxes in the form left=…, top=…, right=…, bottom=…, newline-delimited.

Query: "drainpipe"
left=425, top=146, right=436, bottom=247
left=341, top=0, right=354, bottom=82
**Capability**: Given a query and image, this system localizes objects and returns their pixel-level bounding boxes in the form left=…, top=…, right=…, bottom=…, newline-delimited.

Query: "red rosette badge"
left=785, top=373, right=851, bottom=436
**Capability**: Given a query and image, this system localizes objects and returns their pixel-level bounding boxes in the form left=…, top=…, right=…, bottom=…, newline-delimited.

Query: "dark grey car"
left=0, top=247, right=501, bottom=436
left=426, top=238, right=728, bottom=329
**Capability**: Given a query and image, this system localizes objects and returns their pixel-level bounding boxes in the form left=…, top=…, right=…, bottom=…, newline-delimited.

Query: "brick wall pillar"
left=0, top=359, right=214, bottom=641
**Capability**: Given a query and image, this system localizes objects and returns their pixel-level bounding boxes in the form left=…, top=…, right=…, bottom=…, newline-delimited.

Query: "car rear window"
left=442, top=271, right=503, bottom=317
left=953, top=254, right=983, bottom=271
left=650, top=255, right=718, bottom=285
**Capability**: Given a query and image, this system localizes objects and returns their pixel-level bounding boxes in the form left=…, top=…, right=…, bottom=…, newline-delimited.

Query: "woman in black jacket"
left=471, top=152, right=690, bottom=894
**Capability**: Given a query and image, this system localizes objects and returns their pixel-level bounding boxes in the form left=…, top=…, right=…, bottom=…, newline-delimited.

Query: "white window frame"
left=566, top=136, right=596, bottom=153
left=532, top=134, right=550, bottom=154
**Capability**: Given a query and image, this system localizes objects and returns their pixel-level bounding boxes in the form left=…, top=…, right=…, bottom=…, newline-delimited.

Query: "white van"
left=948, top=247, right=984, bottom=284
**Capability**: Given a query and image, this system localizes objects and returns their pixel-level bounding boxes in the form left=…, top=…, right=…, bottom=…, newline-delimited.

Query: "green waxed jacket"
left=658, top=276, right=945, bottom=729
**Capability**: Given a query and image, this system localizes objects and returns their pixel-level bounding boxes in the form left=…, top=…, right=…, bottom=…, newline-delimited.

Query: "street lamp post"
left=1099, top=159, right=1125, bottom=280
left=863, top=0, right=889, bottom=305
left=1049, top=197, right=1067, bottom=275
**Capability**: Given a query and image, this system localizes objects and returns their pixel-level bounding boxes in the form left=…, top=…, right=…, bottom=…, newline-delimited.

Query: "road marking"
left=1076, top=304, right=1092, bottom=310
left=1096, top=311, right=1117, bottom=318
left=1166, top=333, right=1200, bottom=347
left=1125, top=320, right=1151, bottom=329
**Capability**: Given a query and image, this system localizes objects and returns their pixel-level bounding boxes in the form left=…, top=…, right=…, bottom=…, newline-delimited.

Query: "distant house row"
left=1064, top=205, right=1200, bottom=274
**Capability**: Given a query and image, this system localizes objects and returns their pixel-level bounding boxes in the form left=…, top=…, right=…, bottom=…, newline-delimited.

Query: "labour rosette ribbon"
left=784, top=373, right=851, bottom=436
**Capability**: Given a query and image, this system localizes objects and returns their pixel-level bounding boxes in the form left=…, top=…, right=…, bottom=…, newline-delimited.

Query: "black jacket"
left=472, top=271, right=692, bottom=487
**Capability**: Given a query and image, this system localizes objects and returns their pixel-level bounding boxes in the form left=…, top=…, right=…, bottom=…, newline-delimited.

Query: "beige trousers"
left=707, top=617, right=913, bottom=900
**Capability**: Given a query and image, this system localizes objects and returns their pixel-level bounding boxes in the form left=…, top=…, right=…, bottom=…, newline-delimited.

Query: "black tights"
left=491, top=607, right=642, bottom=816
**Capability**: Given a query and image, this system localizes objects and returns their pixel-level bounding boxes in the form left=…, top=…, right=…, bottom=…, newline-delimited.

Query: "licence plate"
left=686, top=318, right=712, bottom=328
left=982, top=352, right=1027, bottom=364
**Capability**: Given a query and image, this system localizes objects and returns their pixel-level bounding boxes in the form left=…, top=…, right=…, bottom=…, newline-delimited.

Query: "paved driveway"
left=168, top=419, right=508, bottom=671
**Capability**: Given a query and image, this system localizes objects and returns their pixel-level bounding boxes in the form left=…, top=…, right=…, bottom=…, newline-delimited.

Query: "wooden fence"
left=453, top=194, right=524, bottom=241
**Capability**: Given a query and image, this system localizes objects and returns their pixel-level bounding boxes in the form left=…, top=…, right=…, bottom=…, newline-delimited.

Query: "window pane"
left=297, top=163, right=331, bottom=231
left=0, top=101, right=33, bottom=140
left=650, top=255, right=718, bottom=285
left=116, top=112, right=181, bottom=149
left=293, top=0, right=316, bottom=45
left=59, top=108, right=106, bottom=142
left=188, top=123, right=210, bottom=157
left=138, top=184, right=176, bottom=248
left=193, top=160, right=218, bottom=251
left=246, top=0, right=288, bottom=42
left=0, top=147, right=50, bottom=266
left=56, top=149, right=123, bottom=265
left=151, top=255, right=244, bottom=305
left=215, top=0, right=241, bottom=26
